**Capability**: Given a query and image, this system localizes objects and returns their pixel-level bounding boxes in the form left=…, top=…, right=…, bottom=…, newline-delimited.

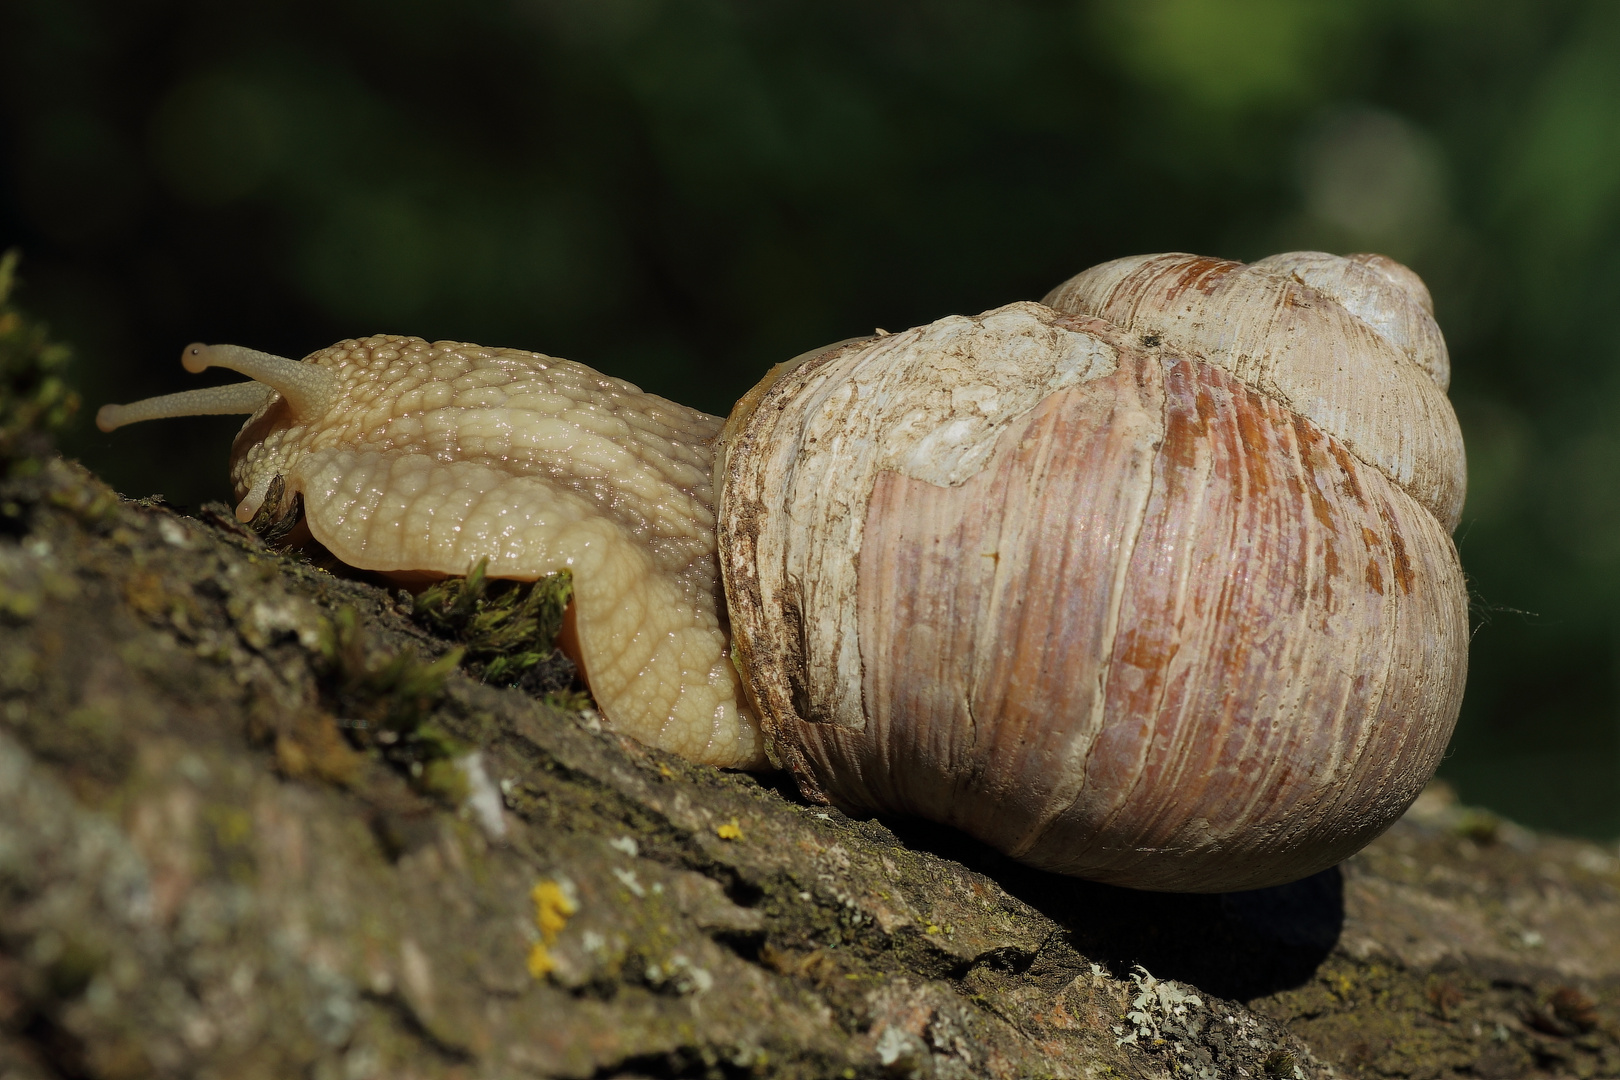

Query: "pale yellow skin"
left=101, top=335, right=765, bottom=769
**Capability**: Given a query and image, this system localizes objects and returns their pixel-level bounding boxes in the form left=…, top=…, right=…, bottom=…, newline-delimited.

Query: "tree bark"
left=2, top=456, right=1617, bottom=1079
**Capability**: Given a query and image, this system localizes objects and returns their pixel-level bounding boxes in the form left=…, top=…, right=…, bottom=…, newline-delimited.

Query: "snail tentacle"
left=96, top=380, right=276, bottom=432
left=181, top=343, right=339, bottom=420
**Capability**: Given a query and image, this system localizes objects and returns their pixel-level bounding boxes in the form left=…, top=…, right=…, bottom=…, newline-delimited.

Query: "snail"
left=99, top=250, right=1468, bottom=892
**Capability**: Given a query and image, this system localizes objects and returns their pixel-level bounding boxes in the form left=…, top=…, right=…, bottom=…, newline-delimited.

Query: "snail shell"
left=99, top=251, right=1468, bottom=892
left=719, top=255, right=1467, bottom=892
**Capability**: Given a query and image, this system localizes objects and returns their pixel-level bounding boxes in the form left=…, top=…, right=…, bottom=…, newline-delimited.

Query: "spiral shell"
left=718, top=254, right=1468, bottom=892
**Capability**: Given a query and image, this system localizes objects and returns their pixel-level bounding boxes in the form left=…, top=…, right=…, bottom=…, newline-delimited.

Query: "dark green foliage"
left=0, top=250, right=78, bottom=471
left=413, top=559, right=582, bottom=699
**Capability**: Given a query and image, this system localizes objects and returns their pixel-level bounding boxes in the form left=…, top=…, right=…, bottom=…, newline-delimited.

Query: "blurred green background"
left=3, top=0, right=1617, bottom=838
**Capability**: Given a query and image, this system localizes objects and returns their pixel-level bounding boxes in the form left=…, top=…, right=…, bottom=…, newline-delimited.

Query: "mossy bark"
left=2, top=455, right=1618, bottom=1079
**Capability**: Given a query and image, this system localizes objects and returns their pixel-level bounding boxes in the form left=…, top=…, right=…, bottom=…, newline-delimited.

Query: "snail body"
left=100, top=250, right=1468, bottom=892
left=99, top=339, right=766, bottom=768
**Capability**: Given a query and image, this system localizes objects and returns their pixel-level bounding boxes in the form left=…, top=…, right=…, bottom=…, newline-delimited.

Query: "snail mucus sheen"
left=100, top=251, right=1468, bottom=892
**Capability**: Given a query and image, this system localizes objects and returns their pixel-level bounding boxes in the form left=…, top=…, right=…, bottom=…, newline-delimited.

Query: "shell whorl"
left=1041, top=252, right=1466, bottom=531
left=1254, top=251, right=1449, bottom=390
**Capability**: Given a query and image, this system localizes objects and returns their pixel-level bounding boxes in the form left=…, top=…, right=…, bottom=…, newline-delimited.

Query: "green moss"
left=541, top=687, right=594, bottom=713
left=321, top=606, right=463, bottom=729
left=413, top=559, right=579, bottom=694
left=0, top=250, right=79, bottom=472
left=318, top=605, right=468, bottom=795
left=416, top=757, right=470, bottom=805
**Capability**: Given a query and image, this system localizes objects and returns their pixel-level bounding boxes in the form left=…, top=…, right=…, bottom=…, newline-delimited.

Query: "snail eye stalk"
left=96, top=342, right=337, bottom=432
left=96, top=381, right=275, bottom=432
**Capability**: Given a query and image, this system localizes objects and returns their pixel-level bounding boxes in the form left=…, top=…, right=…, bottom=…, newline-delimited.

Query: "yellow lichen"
left=716, top=818, right=743, bottom=841
left=526, top=942, right=556, bottom=978
left=528, top=879, right=578, bottom=980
